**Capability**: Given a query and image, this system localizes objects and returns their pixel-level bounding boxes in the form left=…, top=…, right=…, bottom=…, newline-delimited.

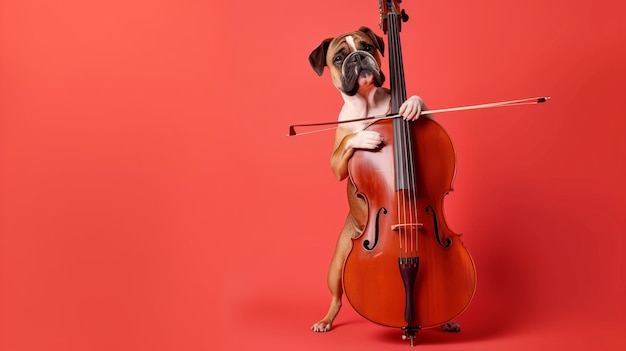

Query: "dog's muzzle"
left=340, top=51, right=385, bottom=96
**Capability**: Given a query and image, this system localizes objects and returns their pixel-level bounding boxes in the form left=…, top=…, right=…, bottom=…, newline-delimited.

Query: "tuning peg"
left=401, top=9, right=409, bottom=22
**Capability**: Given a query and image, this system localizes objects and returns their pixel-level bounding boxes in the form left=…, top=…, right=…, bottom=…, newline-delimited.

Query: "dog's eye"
left=363, top=44, right=374, bottom=52
left=333, top=55, right=344, bottom=64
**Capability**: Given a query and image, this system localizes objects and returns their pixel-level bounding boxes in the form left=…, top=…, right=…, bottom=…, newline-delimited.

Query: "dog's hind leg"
left=311, top=214, right=358, bottom=332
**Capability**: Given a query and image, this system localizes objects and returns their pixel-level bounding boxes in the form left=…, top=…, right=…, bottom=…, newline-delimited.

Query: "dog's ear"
left=358, top=26, right=385, bottom=57
left=309, top=38, right=333, bottom=76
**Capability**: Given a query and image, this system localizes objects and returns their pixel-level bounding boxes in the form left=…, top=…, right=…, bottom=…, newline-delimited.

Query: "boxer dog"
left=308, top=26, right=459, bottom=333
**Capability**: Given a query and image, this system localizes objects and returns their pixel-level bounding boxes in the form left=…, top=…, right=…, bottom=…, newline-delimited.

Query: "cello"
left=288, top=0, right=549, bottom=346
left=340, top=0, right=476, bottom=345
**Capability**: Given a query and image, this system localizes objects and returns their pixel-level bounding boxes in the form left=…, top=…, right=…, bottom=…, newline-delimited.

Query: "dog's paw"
left=350, top=130, right=384, bottom=150
left=399, top=95, right=423, bottom=121
left=311, top=321, right=332, bottom=332
left=440, top=321, right=461, bottom=332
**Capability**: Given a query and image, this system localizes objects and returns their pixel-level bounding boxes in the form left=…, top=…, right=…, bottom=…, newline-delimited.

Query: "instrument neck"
left=387, top=13, right=407, bottom=114
left=386, top=12, right=413, bottom=191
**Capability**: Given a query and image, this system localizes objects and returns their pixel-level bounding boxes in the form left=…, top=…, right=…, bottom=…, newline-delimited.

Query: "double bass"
left=288, top=0, right=548, bottom=346
left=339, top=1, right=476, bottom=344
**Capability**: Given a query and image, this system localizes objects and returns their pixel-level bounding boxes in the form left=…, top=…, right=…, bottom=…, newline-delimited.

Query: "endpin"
left=402, top=333, right=416, bottom=347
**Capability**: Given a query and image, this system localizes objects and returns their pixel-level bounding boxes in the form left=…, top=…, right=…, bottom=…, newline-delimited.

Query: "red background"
left=1, top=1, right=625, bottom=350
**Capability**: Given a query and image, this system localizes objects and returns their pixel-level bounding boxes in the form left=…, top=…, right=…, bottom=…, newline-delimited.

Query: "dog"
left=308, top=26, right=460, bottom=334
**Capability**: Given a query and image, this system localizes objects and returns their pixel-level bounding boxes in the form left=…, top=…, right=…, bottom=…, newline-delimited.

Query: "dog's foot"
left=311, top=298, right=342, bottom=332
left=311, top=319, right=333, bottom=332
left=440, top=321, right=461, bottom=332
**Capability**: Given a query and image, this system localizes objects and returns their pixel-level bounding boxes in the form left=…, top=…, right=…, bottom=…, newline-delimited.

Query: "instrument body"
left=340, top=0, right=477, bottom=334
left=343, top=117, right=477, bottom=328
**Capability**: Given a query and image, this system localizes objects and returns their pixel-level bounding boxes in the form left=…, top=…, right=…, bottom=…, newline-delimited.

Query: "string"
left=389, top=14, right=404, bottom=260
left=396, top=18, right=419, bottom=259
left=388, top=11, right=417, bottom=261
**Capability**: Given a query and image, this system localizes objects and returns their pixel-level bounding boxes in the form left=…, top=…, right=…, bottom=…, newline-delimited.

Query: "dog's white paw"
left=399, top=95, right=423, bottom=121
left=350, top=130, right=384, bottom=150
left=311, top=321, right=332, bottom=332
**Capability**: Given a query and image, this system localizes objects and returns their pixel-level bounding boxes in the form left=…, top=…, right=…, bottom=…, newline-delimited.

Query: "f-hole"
left=425, top=205, right=451, bottom=249
left=364, top=207, right=387, bottom=250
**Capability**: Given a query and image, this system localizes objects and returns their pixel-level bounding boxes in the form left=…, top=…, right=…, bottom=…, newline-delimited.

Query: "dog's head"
left=309, top=26, right=385, bottom=96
